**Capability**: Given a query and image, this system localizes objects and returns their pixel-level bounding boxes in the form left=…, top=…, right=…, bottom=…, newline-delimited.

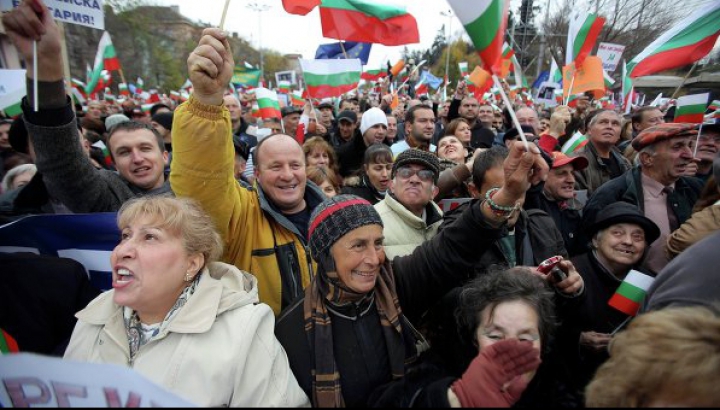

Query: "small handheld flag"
left=608, top=269, right=655, bottom=316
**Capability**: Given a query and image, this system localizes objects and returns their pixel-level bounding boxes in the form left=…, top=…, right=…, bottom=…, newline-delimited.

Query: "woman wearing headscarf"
left=64, top=196, right=309, bottom=407
left=275, top=141, right=561, bottom=407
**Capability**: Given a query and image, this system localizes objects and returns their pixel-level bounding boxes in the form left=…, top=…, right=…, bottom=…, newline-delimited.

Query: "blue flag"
left=420, top=71, right=444, bottom=90
left=0, top=213, right=119, bottom=290
left=315, top=41, right=372, bottom=65
left=532, top=71, right=550, bottom=90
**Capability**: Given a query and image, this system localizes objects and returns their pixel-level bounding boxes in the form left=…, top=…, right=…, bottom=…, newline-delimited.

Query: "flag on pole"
left=502, top=42, right=515, bottom=59
left=566, top=11, right=606, bottom=68
left=118, top=82, right=129, bottom=96
left=708, top=100, right=720, bottom=112
left=627, top=2, right=720, bottom=78
left=278, top=81, right=291, bottom=94
left=603, top=70, right=615, bottom=88
left=318, top=0, right=419, bottom=46
left=255, top=87, right=282, bottom=119
left=91, top=140, right=113, bottom=167
left=549, top=58, right=563, bottom=84
left=561, top=132, right=589, bottom=154
left=300, top=58, right=362, bottom=98
left=448, top=0, right=510, bottom=74
left=315, top=41, right=372, bottom=65
left=282, top=0, right=321, bottom=15
left=511, top=55, right=529, bottom=89
left=290, top=90, right=305, bottom=106
left=674, top=93, right=709, bottom=123
left=361, top=68, right=387, bottom=81
left=622, top=60, right=633, bottom=114
left=458, top=61, right=469, bottom=78
left=608, top=269, right=655, bottom=316
left=136, top=77, right=144, bottom=94
left=86, top=32, right=120, bottom=95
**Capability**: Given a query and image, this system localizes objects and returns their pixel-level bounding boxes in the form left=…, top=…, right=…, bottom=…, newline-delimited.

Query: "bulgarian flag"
left=92, top=140, right=113, bottom=167
left=603, top=70, right=615, bottom=88
left=86, top=32, right=120, bottom=95
left=317, top=0, right=419, bottom=46
left=278, top=81, right=291, bottom=94
left=549, top=58, right=562, bottom=84
left=708, top=100, right=720, bottom=112
left=448, top=0, right=510, bottom=74
left=502, top=42, right=515, bottom=60
left=282, top=0, right=320, bottom=15
left=0, top=329, right=19, bottom=354
left=622, top=60, right=633, bottom=114
left=561, top=132, right=588, bottom=154
left=565, top=11, right=606, bottom=68
left=458, top=61, right=469, bottom=78
left=414, top=80, right=428, bottom=97
left=554, top=89, right=564, bottom=105
left=136, top=77, right=144, bottom=94
left=251, top=101, right=261, bottom=118
left=255, top=87, right=282, bottom=119
left=674, top=93, right=709, bottom=123
left=300, top=58, right=362, bottom=99
left=119, top=82, right=129, bottom=96
left=361, top=68, right=386, bottom=81
left=290, top=90, right=305, bottom=106
left=627, top=2, right=720, bottom=78
left=608, top=269, right=655, bottom=316
left=567, top=93, right=585, bottom=108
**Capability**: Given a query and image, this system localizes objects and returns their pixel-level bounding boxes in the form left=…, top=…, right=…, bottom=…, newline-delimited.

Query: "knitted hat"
left=392, top=148, right=441, bottom=183
left=360, top=107, right=388, bottom=135
left=151, top=112, right=174, bottom=131
left=105, top=113, right=130, bottom=130
left=308, top=194, right=383, bottom=260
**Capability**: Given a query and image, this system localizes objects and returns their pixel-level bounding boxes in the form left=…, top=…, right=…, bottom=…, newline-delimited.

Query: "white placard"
left=0, top=69, right=26, bottom=111
left=536, top=81, right=561, bottom=108
left=0, top=353, right=195, bottom=407
left=0, top=0, right=105, bottom=30
left=275, top=70, right=297, bottom=86
left=596, top=42, right=625, bottom=73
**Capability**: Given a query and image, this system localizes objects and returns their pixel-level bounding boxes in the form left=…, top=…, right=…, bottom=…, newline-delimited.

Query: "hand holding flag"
left=187, top=28, right=235, bottom=106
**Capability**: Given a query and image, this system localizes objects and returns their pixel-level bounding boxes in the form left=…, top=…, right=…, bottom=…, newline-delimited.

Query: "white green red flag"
left=561, top=132, right=588, bottom=154
left=622, top=60, right=633, bottom=114
left=603, top=70, right=615, bottom=88
left=674, top=93, right=709, bottom=123
left=119, top=83, right=129, bottom=96
left=300, top=58, right=362, bottom=98
left=290, top=91, right=305, bottom=106
left=566, top=11, right=605, bottom=68
left=510, top=55, right=528, bottom=89
left=627, top=2, right=720, bottom=78
left=278, top=81, right=291, bottom=94
left=458, top=61, right=469, bottom=78
left=307, top=0, right=419, bottom=46
left=361, top=68, right=386, bottom=81
left=708, top=100, right=720, bottom=112
left=255, top=87, right=282, bottom=119
left=608, top=269, right=655, bottom=316
left=92, top=140, right=113, bottom=167
left=549, top=58, right=562, bottom=84
left=136, top=77, right=144, bottom=94
left=502, top=42, right=515, bottom=59
left=448, top=0, right=510, bottom=74
left=86, top=32, right=120, bottom=95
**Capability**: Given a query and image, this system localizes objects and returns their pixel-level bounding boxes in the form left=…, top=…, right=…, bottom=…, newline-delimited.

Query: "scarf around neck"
left=303, top=259, right=414, bottom=407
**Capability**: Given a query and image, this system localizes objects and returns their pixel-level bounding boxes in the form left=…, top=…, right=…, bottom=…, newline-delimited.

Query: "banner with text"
left=596, top=42, right=625, bottom=73
left=0, top=0, right=104, bottom=30
left=0, top=353, right=195, bottom=407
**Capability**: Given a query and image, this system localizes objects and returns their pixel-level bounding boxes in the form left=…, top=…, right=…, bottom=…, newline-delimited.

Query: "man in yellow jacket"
left=170, top=29, right=325, bottom=315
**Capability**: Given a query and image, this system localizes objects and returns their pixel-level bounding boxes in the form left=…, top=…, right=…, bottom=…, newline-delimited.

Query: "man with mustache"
left=583, top=123, right=704, bottom=274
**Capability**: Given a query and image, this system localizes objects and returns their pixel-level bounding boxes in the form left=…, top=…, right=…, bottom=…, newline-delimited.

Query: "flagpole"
left=564, top=72, right=576, bottom=106
left=670, top=61, right=699, bottom=100
left=338, top=42, right=349, bottom=59
left=117, top=68, right=127, bottom=88
left=610, top=316, right=632, bottom=336
left=493, top=74, right=529, bottom=151
left=693, top=122, right=704, bottom=157
left=219, top=0, right=231, bottom=30
left=33, top=41, right=38, bottom=112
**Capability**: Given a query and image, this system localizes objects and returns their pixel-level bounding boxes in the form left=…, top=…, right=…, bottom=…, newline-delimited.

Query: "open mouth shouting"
left=114, top=266, right=135, bottom=289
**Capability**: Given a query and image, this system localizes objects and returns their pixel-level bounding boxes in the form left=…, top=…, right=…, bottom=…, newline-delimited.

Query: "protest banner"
left=536, top=81, right=561, bottom=108
left=563, top=56, right=605, bottom=100
left=596, top=42, right=625, bottom=73
left=0, top=353, right=195, bottom=407
left=0, top=213, right=118, bottom=290
left=0, top=0, right=105, bottom=30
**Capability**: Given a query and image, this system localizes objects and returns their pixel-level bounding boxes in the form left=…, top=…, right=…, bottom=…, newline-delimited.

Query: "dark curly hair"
left=455, top=267, right=557, bottom=356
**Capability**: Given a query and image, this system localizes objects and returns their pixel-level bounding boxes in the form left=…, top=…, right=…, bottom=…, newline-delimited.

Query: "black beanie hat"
left=308, top=194, right=383, bottom=260
left=151, top=112, right=174, bottom=131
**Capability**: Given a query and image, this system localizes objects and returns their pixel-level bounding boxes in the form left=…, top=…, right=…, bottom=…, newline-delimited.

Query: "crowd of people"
left=2, top=1, right=720, bottom=408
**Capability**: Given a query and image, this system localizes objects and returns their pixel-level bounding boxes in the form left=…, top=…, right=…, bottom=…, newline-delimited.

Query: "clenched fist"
left=187, top=28, right=234, bottom=106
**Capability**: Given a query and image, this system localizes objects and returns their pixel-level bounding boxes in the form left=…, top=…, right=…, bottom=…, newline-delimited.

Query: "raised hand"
left=187, top=28, right=234, bottom=106
left=2, top=0, right=63, bottom=82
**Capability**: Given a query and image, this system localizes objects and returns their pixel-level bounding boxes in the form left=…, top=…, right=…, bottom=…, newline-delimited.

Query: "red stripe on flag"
left=306, top=83, right=358, bottom=99
left=319, top=7, right=419, bottom=46
left=577, top=17, right=605, bottom=67
left=608, top=293, right=641, bottom=316
left=258, top=107, right=281, bottom=119
left=104, top=57, right=121, bottom=71
left=674, top=113, right=705, bottom=124
left=1, top=329, right=19, bottom=353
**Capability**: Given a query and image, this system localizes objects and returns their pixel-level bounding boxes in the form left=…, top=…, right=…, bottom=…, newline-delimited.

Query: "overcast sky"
left=154, top=0, right=528, bottom=69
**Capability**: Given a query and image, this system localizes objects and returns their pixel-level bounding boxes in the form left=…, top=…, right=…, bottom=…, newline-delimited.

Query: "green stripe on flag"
left=3, top=102, right=22, bottom=117
left=650, top=10, right=720, bottom=56
left=257, top=99, right=280, bottom=110
left=573, top=16, right=597, bottom=59
left=675, top=103, right=707, bottom=117
left=462, top=0, right=502, bottom=51
left=0, top=332, right=9, bottom=353
left=616, top=281, right=647, bottom=303
left=304, top=71, right=361, bottom=87
left=321, top=0, right=406, bottom=20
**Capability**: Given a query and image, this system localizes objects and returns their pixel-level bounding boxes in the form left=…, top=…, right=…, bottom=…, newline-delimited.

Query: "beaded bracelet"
left=485, top=187, right=518, bottom=218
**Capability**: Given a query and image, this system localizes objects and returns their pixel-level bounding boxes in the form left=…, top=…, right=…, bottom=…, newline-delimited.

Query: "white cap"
left=360, top=107, right=388, bottom=135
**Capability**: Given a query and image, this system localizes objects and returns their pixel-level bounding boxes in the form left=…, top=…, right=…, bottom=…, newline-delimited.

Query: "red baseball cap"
left=551, top=151, right=588, bottom=171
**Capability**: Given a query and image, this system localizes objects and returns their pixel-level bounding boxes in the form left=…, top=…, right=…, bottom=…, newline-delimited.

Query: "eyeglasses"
left=396, top=166, right=434, bottom=182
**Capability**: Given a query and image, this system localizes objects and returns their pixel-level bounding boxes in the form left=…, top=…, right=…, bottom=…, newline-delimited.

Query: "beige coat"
left=666, top=203, right=720, bottom=259
left=374, top=194, right=443, bottom=259
left=64, top=262, right=309, bottom=407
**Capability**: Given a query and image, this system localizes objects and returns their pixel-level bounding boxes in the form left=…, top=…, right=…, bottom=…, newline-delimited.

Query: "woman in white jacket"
left=64, top=196, right=309, bottom=407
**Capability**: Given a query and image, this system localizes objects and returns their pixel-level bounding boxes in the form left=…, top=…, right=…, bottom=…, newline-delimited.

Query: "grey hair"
left=588, top=109, right=621, bottom=129
left=1, top=163, right=36, bottom=192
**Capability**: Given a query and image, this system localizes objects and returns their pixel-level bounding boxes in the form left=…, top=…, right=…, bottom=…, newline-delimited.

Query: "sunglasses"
left=396, top=166, right=434, bottom=182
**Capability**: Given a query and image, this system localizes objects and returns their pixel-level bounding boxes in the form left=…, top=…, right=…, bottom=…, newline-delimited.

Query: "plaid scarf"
left=303, top=259, right=412, bottom=408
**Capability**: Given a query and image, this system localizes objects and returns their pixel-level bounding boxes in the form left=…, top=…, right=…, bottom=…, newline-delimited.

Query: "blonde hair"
left=586, top=306, right=720, bottom=407
left=117, top=195, right=223, bottom=270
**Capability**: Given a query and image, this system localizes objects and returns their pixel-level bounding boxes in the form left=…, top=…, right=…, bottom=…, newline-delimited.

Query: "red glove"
left=451, top=339, right=541, bottom=408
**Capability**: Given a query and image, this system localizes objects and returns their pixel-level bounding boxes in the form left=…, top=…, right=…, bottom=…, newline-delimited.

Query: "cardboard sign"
left=563, top=56, right=605, bottom=100
left=0, top=353, right=195, bottom=407
left=0, top=0, right=105, bottom=30
left=536, top=81, right=561, bottom=108
left=596, top=42, right=625, bottom=73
